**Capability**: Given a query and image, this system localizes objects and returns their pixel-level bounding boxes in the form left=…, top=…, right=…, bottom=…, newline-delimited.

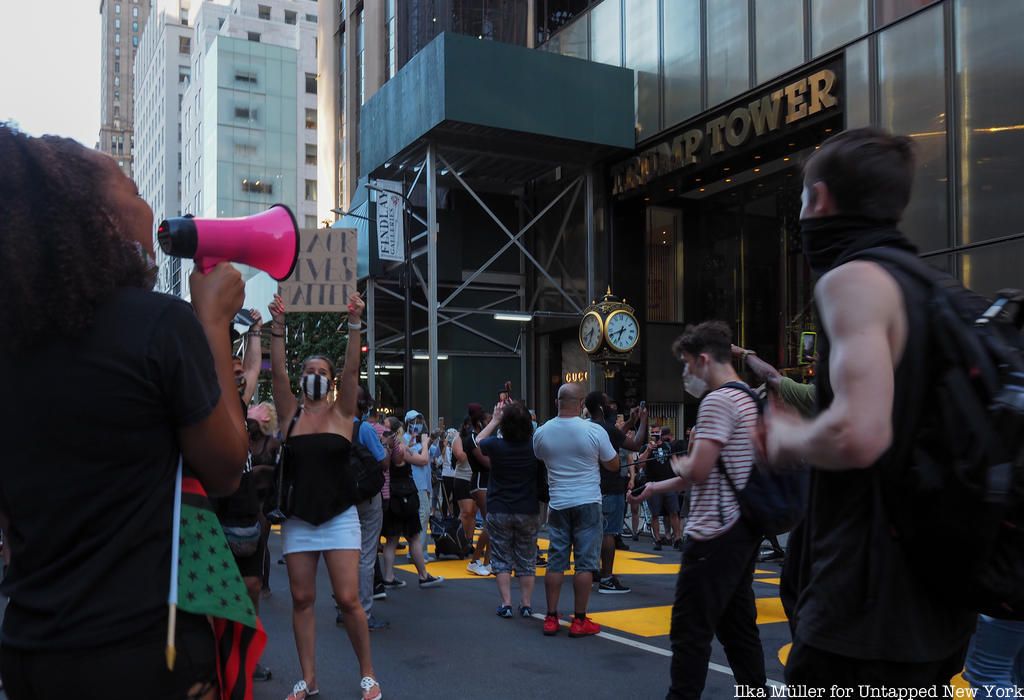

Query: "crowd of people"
left=1, top=121, right=1021, bottom=700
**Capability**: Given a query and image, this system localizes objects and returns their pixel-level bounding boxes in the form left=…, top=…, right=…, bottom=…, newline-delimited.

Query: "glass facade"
left=624, top=0, right=658, bottom=138
left=755, top=0, right=804, bottom=84
left=589, top=0, right=621, bottom=67
left=661, top=0, right=700, bottom=127
left=706, top=0, right=749, bottom=107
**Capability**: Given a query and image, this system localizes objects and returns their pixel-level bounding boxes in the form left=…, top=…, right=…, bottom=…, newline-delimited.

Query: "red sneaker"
left=542, top=614, right=561, bottom=636
left=569, top=616, right=601, bottom=638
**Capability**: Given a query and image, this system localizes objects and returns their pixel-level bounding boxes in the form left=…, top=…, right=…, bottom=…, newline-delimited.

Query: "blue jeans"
left=546, top=502, right=602, bottom=574
left=602, top=493, right=626, bottom=536
left=963, top=615, right=1024, bottom=690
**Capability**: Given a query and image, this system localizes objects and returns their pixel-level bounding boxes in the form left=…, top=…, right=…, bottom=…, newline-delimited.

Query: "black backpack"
left=350, top=419, right=385, bottom=503
left=715, top=382, right=810, bottom=537
left=851, top=247, right=1024, bottom=619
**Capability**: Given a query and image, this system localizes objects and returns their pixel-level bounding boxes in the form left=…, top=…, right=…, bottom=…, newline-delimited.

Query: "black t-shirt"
left=0, top=289, right=221, bottom=650
left=592, top=419, right=628, bottom=495
left=480, top=437, right=539, bottom=515
left=645, top=440, right=676, bottom=482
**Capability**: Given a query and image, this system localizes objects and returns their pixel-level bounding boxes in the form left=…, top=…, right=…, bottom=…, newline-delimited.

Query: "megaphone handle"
left=195, top=257, right=219, bottom=274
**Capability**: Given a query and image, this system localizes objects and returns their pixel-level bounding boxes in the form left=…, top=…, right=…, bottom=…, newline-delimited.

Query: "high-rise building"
left=134, top=0, right=194, bottom=296
left=98, top=0, right=151, bottom=177
left=180, top=0, right=319, bottom=307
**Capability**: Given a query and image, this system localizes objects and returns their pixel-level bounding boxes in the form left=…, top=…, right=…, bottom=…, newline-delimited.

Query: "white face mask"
left=683, top=362, right=708, bottom=399
left=301, top=374, right=331, bottom=401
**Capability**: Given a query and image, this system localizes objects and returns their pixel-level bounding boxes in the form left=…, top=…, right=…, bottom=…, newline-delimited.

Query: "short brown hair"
left=672, top=321, right=733, bottom=363
left=803, top=127, right=915, bottom=222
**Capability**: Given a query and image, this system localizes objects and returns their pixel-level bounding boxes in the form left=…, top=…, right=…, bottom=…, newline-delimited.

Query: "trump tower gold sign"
left=612, top=63, right=841, bottom=195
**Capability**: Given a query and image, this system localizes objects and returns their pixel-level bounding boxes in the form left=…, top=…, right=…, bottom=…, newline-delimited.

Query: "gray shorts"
left=649, top=490, right=680, bottom=518
left=546, top=503, right=602, bottom=574
left=486, top=512, right=539, bottom=576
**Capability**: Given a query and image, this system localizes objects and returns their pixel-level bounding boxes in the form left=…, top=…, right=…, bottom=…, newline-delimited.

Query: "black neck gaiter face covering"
left=800, top=215, right=918, bottom=278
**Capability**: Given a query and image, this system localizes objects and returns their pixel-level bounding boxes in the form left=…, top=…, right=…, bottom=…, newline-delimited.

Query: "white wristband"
left=348, top=322, right=361, bottom=330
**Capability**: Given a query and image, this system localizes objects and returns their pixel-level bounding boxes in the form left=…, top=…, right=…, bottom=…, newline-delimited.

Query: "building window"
left=114, top=75, right=120, bottom=87
left=114, top=89, right=120, bottom=101
left=706, top=0, right=750, bottom=107
left=755, top=0, right=804, bottom=83
left=234, top=106, right=257, bottom=120
left=115, top=3, right=120, bottom=13
left=625, top=0, right=659, bottom=138
left=305, top=72, right=317, bottom=94
left=115, top=46, right=120, bottom=57
left=305, top=108, right=317, bottom=129
left=241, top=178, right=273, bottom=194
left=179, top=65, right=191, bottom=84
left=132, top=21, right=138, bottom=32
left=258, top=5, right=271, bottom=20
left=357, top=9, right=365, bottom=104
left=132, top=35, right=138, bottom=46
left=248, top=32, right=261, bottom=42
left=180, top=7, right=189, bottom=25
left=235, top=142, right=258, bottom=157
left=305, top=13, right=317, bottom=23
left=811, top=0, right=868, bottom=57
left=132, top=6, right=138, bottom=16
left=218, top=17, right=225, bottom=29
left=305, top=144, right=317, bottom=166
left=386, top=0, right=397, bottom=79
left=179, top=36, right=191, bottom=54
left=115, top=32, right=121, bottom=43
left=234, top=70, right=257, bottom=84
left=305, top=215, right=318, bottom=229
left=115, top=18, right=121, bottom=29
left=305, top=179, right=317, bottom=201
left=590, top=0, right=622, bottom=67
left=115, top=60, right=120, bottom=73
left=285, top=10, right=296, bottom=24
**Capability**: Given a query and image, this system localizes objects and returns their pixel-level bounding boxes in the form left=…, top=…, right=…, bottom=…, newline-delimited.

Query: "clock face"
left=605, top=310, right=639, bottom=352
left=579, top=312, right=603, bottom=353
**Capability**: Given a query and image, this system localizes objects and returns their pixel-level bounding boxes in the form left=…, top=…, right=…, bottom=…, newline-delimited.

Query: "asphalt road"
left=251, top=527, right=791, bottom=700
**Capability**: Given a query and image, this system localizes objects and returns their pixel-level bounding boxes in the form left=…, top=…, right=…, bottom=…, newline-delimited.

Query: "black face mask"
left=800, top=215, right=913, bottom=278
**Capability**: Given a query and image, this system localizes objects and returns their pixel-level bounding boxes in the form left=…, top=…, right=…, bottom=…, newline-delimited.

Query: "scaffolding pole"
left=426, top=143, right=439, bottom=429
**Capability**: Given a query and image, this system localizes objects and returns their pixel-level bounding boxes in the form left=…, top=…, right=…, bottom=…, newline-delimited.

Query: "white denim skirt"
left=282, top=506, right=361, bottom=555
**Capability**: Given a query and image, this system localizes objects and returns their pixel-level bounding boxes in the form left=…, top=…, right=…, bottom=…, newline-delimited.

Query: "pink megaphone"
left=157, top=204, right=300, bottom=281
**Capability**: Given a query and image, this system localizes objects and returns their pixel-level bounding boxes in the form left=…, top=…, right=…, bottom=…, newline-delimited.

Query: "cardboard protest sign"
left=278, top=227, right=357, bottom=312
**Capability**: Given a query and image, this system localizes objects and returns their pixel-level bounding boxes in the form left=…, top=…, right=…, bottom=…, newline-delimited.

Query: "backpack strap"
left=711, top=382, right=761, bottom=524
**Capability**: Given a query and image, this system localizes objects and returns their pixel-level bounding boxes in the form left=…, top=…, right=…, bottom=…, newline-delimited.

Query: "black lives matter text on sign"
left=279, top=227, right=357, bottom=312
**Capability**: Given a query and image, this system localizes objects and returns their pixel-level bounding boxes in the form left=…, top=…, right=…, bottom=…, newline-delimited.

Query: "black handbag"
left=267, top=407, right=302, bottom=525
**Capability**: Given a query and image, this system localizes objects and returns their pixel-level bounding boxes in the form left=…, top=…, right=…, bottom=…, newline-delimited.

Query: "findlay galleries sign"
left=279, top=227, right=357, bottom=312
left=612, top=63, right=841, bottom=195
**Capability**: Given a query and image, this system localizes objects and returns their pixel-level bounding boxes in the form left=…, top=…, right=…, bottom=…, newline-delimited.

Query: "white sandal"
left=286, top=680, right=320, bottom=700
left=360, top=676, right=383, bottom=700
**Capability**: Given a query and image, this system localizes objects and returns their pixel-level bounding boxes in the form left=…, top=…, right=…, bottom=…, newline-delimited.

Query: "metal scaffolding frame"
left=364, top=141, right=597, bottom=426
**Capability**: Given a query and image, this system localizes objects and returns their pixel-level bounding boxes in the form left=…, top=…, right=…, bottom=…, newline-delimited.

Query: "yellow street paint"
left=778, top=643, right=791, bottom=665
left=589, top=597, right=788, bottom=638
left=755, top=577, right=781, bottom=586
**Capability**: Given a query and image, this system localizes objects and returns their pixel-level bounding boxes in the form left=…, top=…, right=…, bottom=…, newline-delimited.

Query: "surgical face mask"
left=683, top=363, right=708, bottom=399
left=302, top=373, right=331, bottom=401
left=411, top=423, right=424, bottom=436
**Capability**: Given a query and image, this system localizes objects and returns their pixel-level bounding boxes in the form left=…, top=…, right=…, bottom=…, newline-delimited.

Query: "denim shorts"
left=486, top=512, right=540, bottom=576
left=602, top=493, right=626, bottom=536
left=649, top=489, right=680, bottom=518
left=546, top=502, right=602, bottom=574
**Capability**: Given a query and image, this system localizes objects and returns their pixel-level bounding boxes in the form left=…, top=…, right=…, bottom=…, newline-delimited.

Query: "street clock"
left=579, top=288, right=639, bottom=378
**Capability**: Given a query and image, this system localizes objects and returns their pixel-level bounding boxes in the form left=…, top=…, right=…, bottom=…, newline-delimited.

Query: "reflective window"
left=662, top=0, right=700, bottom=127
left=845, top=39, right=871, bottom=129
left=955, top=0, right=1024, bottom=245
left=878, top=6, right=947, bottom=253
left=590, top=0, right=622, bottom=67
left=706, top=0, right=749, bottom=107
left=625, top=0, right=659, bottom=139
left=755, top=0, right=804, bottom=84
left=961, top=238, right=1024, bottom=300
left=875, top=0, right=938, bottom=28
left=812, top=0, right=868, bottom=56
left=559, top=14, right=589, bottom=60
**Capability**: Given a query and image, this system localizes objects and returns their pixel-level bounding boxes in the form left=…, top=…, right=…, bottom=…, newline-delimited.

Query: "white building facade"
left=175, top=0, right=319, bottom=305
left=134, top=0, right=193, bottom=296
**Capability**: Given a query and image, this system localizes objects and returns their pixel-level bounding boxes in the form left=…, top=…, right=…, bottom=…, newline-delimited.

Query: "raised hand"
left=347, top=292, right=365, bottom=322
left=249, top=308, right=263, bottom=332
left=190, top=263, right=244, bottom=327
left=269, top=294, right=286, bottom=325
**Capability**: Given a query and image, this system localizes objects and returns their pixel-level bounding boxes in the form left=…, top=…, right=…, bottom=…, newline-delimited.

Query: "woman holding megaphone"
left=268, top=292, right=382, bottom=700
left=0, top=126, right=249, bottom=698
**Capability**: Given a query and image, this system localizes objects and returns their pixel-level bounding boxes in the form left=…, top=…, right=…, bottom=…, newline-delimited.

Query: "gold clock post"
left=578, top=287, right=639, bottom=382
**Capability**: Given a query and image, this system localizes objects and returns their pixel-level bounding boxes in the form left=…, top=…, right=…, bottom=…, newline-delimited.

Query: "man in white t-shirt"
left=629, top=321, right=766, bottom=700
left=533, top=383, right=618, bottom=639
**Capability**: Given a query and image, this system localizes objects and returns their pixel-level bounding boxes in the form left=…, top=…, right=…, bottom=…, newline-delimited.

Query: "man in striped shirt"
left=629, top=321, right=767, bottom=700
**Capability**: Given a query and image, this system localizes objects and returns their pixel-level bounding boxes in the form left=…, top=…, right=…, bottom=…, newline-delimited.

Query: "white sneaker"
left=466, top=560, right=490, bottom=576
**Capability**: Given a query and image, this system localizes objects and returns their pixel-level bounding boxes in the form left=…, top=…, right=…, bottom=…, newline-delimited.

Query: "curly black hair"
left=0, top=124, right=148, bottom=354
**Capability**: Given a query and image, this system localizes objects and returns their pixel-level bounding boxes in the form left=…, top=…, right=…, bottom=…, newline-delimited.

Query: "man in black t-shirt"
left=646, top=429, right=683, bottom=551
left=584, top=392, right=647, bottom=595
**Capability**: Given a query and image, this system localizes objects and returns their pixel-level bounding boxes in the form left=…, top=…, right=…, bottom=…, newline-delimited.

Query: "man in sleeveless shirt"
left=765, top=128, right=975, bottom=687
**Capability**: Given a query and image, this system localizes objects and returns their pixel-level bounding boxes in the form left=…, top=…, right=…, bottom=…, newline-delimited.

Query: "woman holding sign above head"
left=267, top=292, right=381, bottom=700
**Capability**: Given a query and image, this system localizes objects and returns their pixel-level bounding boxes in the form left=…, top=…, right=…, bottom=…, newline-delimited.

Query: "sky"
left=0, top=2, right=102, bottom=147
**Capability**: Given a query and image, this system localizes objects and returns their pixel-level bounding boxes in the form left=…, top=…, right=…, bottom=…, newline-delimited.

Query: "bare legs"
left=497, top=572, right=535, bottom=608
left=323, top=549, right=375, bottom=680
left=285, top=552, right=320, bottom=691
